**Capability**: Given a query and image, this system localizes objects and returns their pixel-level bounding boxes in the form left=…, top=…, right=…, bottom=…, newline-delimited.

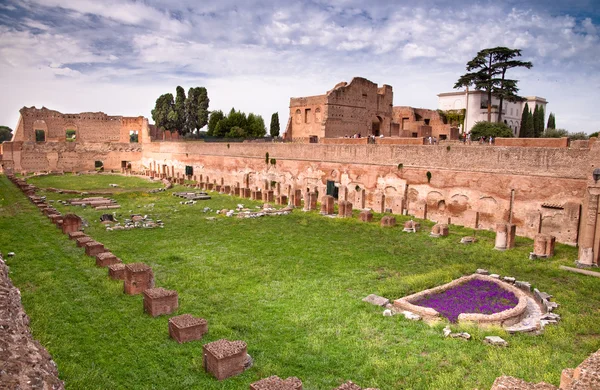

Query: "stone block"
left=403, top=220, right=420, bottom=232
left=484, top=336, right=509, bottom=347
left=95, top=252, right=122, bottom=267
left=168, top=314, right=208, bottom=343
left=123, top=263, right=155, bottom=295
left=61, top=214, right=82, bottom=234
left=320, top=195, right=335, bottom=214
left=338, top=200, right=353, bottom=218
left=362, top=294, right=390, bottom=307
left=495, top=223, right=517, bottom=250
left=533, top=234, right=556, bottom=258
left=108, top=263, right=126, bottom=280
left=76, top=236, right=94, bottom=247
left=263, top=190, right=274, bottom=202
left=430, top=223, right=449, bottom=237
left=358, top=210, right=373, bottom=222
left=380, top=216, right=396, bottom=227
left=304, top=192, right=317, bottom=211
left=85, top=241, right=105, bottom=257
left=49, top=214, right=63, bottom=225
left=276, top=195, right=288, bottom=205
left=143, top=287, right=178, bottom=317
left=291, top=189, right=302, bottom=207
left=68, top=231, right=86, bottom=240
left=203, top=339, right=249, bottom=380
left=250, top=376, right=303, bottom=390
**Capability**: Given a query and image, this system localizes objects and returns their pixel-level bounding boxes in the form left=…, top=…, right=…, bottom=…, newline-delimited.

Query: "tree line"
left=151, top=87, right=281, bottom=138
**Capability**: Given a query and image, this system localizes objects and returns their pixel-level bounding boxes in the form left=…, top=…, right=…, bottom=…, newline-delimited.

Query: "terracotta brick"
left=123, top=263, right=154, bottom=295
left=95, top=252, right=122, bottom=267
left=168, top=314, right=207, bottom=343
left=203, top=339, right=249, bottom=380
left=108, top=263, right=126, bottom=280
left=143, top=288, right=178, bottom=317
left=358, top=210, right=373, bottom=222
left=85, top=241, right=105, bottom=257
left=250, top=375, right=303, bottom=390
left=380, top=216, right=396, bottom=227
left=61, top=214, right=82, bottom=234
left=68, top=231, right=86, bottom=240
left=76, top=236, right=93, bottom=247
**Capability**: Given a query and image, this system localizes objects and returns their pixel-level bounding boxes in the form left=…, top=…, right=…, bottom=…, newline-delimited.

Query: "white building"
left=437, top=90, right=547, bottom=136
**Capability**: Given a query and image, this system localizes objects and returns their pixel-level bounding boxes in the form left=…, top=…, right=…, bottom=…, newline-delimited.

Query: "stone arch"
left=295, top=109, right=302, bottom=125
left=407, top=188, right=419, bottom=203
left=448, top=194, right=469, bottom=215
left=315, top=107, right=322, bottom=123
left=426, top=191, right=445, bottom=210
left=371, top=115, right=382, bottom=136
left=477, top=196, right=498, bottom=214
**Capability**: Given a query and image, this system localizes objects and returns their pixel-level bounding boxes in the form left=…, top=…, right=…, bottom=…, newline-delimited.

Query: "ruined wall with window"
left=285, top=77, right=394, bottom=141
left=393, top=107, right=458, bottom=140
left=13, top=107, right=147, bottom=144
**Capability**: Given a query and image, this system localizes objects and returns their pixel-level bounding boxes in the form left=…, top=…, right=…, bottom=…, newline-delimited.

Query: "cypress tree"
left=547, top=112, right=556, bottom=129
left=532, top=105, right=539, bottom=137
left=270, top=113, right=280, bottom=137
left=519, top=103, right=530, bottom=137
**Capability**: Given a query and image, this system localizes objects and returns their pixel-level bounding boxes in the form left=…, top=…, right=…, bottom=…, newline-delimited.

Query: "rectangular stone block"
left=168, top=314, right=208, bottom=343
left=320, top=195, right=334, bottom=214
left=61, top=214, right=82, bottom=234
left=250, top=376, right=303, bottom=390
left=76, top=236, right=94, bottom=247
left=203, top=339, right=248, bottom=380
left=124, top=263, right=155, bottom=295
left=68, top=231, right=86, bottom=240
left=143, top=287, right=178, bottom=317
left=108, top=263, right=126, bottom=280
left=359, top=210, right=373, bottom=222
left=292, top=189, right=302, bottom=207
left=85, top=241, right=105, bottom=257
left=95, top=252, right=122, bottom=267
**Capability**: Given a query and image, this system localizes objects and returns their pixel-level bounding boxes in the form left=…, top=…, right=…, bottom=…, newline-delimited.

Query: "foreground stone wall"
left=0, top=253, right=64, bottom=389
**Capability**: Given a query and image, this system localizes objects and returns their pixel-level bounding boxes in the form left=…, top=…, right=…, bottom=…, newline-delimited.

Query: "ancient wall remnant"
left=286, top=77, right=394, bottom=140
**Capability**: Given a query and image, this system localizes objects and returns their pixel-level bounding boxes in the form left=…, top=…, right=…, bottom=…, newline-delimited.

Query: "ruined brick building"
left=284, top=77, right=459, bottom=142
left=1, top=78, right=599, bottom=267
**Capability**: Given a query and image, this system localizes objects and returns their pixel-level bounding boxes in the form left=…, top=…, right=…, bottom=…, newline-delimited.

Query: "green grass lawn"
left=26, top=173, right=163, bottom=192
left=1, top=174, right=599, bottom=390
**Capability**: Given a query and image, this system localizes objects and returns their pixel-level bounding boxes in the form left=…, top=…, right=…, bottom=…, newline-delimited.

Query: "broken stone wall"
left=0, top=253, right=65, bottom=389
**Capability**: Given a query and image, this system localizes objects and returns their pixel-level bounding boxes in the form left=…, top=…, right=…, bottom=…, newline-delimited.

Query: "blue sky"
left=1, top=0, right=599, bottom=133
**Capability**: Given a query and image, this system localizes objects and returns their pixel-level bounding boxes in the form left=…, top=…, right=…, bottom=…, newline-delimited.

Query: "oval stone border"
left=393, top=274, right=528, bottom=327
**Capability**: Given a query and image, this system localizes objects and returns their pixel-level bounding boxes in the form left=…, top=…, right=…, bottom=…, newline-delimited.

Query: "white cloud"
left=0, top=0, right=598, bottom=133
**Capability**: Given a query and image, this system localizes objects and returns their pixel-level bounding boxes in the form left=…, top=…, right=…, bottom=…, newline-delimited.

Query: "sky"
left=0, top=0, right=599, bottom=134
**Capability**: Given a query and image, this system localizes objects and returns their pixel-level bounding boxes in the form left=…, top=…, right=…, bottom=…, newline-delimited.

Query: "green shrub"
left=470, top=121, right=513, bottom=139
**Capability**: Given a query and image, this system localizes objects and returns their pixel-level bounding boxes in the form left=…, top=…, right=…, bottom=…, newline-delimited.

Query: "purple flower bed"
left=412, top=279, right=519, bottom=323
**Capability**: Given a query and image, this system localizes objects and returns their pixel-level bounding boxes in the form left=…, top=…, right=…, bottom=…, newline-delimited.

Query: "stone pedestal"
left=276, top=195, right=288, bottom=205
left=223, top=185, right=231, bottom=194
left=263, top=190, right=274, bottom=202
left=96, top=252, right=122, bottom=267
left=85, top=241, right=105, bottom=257
left=495, top=223, right=517, bottom=250
left=168, top=314, right=208, bottom=343
left=203, top=339, right=249, bottom=380
left=338, top=200, right=353, bottom=218
left=292, top=189, right=302, bottom=207
left=304, top=192, right=317, bottom=211
left=532, top=234, right=556, bottom=258
left=76, top=236, right=93, bottom=247
left=250, top=376, right=303, bottom=390
left=380, top=216, right=396, bottom=227
left=61, top=214, right=82, bottom=234
left=403, top=220, right=420, bottom=232
left=359, top=210, right=373, bottom=222
left=251, top=190, right=262, bottom=201
left=430, top=223, right=449, bottom=237
left=123, top=263, right=154, bottom=295
left=68, top=231, right=86, bottom=240
left=108, top=263, right=126, bottom=280
left=143, top=287, right=178, bottom=317
left=321, top=195, right=335, bottom=214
